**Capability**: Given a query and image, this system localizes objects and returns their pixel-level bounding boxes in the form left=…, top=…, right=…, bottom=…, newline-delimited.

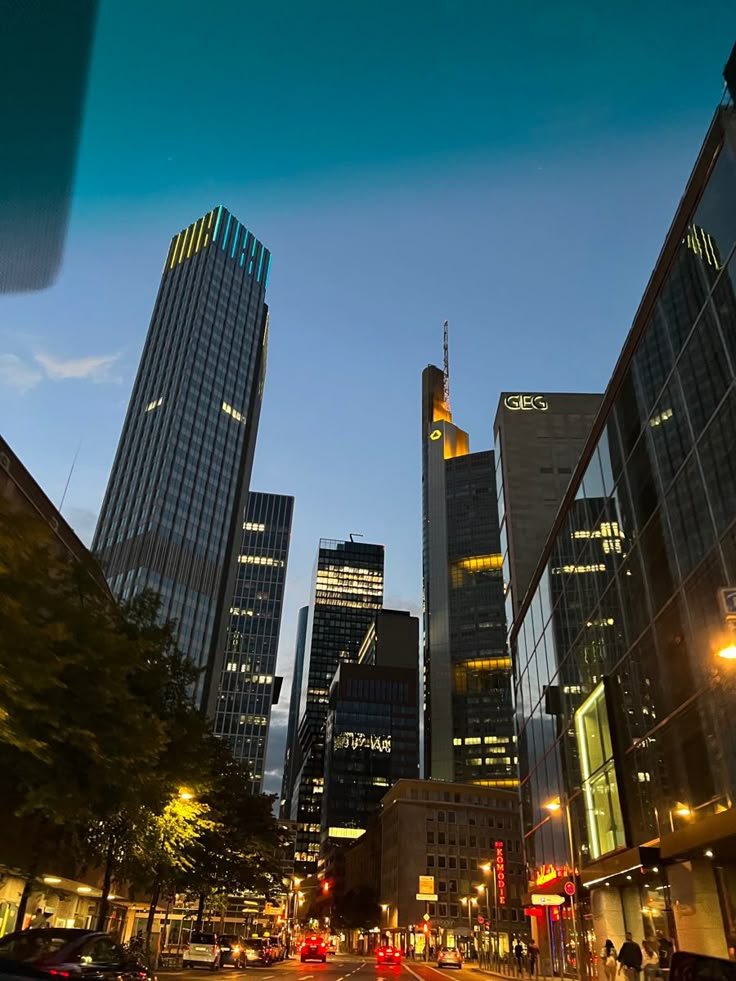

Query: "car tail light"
left=47, top=972, right=71, bottom=978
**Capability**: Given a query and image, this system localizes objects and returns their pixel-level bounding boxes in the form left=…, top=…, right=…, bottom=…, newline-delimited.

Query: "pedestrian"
left=617, top=933, right=642, bottom=981
left=514, top=941, right=525, bottom=977
left=655, top=931, right=673, bottom=970
left=527, top=940, right=539, bottom=978
left=27, top=909, right=46, bottom=930
left=603, top=940, right=617, bottom=981
left=642, top=941, right=658, bottom=981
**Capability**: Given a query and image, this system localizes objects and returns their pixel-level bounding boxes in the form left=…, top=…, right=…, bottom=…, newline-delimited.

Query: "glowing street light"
left=178, top=788, right=195, bottom=800
left=717, top=644, right=736, bottom=660
left=544, top=799, right=562, bottom=812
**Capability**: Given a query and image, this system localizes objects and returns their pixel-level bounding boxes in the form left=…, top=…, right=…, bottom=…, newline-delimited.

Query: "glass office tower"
left=422, top=365, right=515, bottom=787
left=212, top=491, right=293, bottom=793
left=513, top=96, right=736, bottom=965
left=290, top=538, right=384, bottom=873
left=93, top=206, right=270, bottom=706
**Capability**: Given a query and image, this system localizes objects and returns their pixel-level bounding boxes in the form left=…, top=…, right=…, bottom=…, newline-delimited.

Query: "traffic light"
left=322, top=880, right=331, bottom=894
left=423, top=923, right=430, bottom=934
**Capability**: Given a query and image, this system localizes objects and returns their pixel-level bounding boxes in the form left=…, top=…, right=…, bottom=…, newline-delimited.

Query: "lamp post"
left=480, top=862, right=499, bottom=969
left=460, top=897, right=477, bottom=958
left=544, top=798, right=580, bottom=980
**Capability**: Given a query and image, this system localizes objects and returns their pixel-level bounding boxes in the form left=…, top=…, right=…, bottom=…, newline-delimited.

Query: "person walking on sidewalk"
left=514, top=941, right=525, bottom=977
left=618, top=933, right=643, bottom=981
left=527, top=940, right=539, bottom=978
left=604, top=940, right=617, bottom=981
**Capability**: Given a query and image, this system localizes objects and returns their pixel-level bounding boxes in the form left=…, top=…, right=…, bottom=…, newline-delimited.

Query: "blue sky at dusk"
left=1, top=1, right=734, bottom=793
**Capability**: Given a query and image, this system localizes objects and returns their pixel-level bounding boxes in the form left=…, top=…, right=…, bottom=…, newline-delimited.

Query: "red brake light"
left=48, top=973, right=70, bottom=978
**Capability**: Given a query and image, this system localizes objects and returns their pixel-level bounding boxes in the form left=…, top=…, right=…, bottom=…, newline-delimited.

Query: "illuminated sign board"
left=503, top=394, right=548, bottom=411
left=333, top=731, right=391, bottom=752
left=495, top=840, right=506, bottom=906
left=535, top=865, right=568, bottom=886
left=418, top=875, right=436, bottom=896
left=531, top=894, right=565, bottom=906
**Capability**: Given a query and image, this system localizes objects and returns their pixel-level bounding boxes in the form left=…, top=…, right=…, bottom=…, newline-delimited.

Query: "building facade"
left=321, top=611, right=420, bottom=849
left=280, top=605, right=309, bottom=819
left=493, top=392, right=601, bottom=628
left=375, top=779, right=525, bottom=959
left=422, top=365, right=515, bottom=787
left=211, top=491, right=293, bottom=793
left=513, top=98, right=736, bottom=968
left=93, top=207, right=270, bottom=706
left=290, top=538, right=385, bottom=873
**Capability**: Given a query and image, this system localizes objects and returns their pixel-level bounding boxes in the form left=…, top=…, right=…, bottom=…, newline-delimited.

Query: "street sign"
left=564, top=881, right=576, bottom=896
left=416, top=893, right=438, bottom=901
left=719, top=588, right=736, bottom=620
left=423, top=913, right=431, bottom=922
left=418, top=875, right=436, bottom=896
left=531, top=894, right=565, bottom=906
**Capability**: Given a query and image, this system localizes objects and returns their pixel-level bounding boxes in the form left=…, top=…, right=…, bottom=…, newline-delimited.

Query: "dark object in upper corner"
left=724, top=41, right=736, bottom=102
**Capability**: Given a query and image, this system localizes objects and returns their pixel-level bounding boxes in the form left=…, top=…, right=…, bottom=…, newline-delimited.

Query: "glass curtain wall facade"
left=212, top=492, right=293, bottom=793
left=93, top=206, right=270, bottom=706
left=291, top=539, right=384, bottom=872
left=422, top=365, right=515, bottom=786
left=511, top=103, right=736, bottom=964
left=280, top=605, right=309, bottom=818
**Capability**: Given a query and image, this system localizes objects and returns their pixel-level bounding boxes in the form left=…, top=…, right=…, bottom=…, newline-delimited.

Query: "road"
left=159, top=953, right=497, bottom=981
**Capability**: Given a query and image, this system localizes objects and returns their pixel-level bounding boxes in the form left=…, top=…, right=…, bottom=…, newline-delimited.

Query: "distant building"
left=321, top=610, right=419, bottom=862
left=343, top=778, right=525, bottom=959
left=212, top=492, right=294, bottom=793
left=290, top=539, right=385, bottom=873
left=492, top=391, right=601, bottom=626
left=280, top=606, right=309, bottom=819
left=93, top=207, right=271, bottom=707
left=422, top=364, right=515, bottom=787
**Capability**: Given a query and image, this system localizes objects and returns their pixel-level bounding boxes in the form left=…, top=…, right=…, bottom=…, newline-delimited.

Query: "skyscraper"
left=93, top=206, right=270, bottom=706
left=493, top=392, right=601, bottom=628
left=211, top=491, right=294, bottom=793
left=422, top=364, right=515, bottom=787
left=280, top=605, right=309, bottom=819
left=290, top=538, right=384, bottom=872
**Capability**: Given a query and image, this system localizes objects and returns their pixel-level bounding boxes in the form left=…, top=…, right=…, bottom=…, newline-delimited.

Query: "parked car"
left=218, top=937, right=245, bottom=969
left=376, top=946, right=402, bottom=966
left=267, top=940, right=285, bottom=962
left=0, top=929, right=154, bottom=981
left=437, top=947, right=463, bottom=969
left=243, top=940, right=273, bottom=967
left=183, top=932, right=223, bottom=970
left=300, top=937, right=327, bottom=963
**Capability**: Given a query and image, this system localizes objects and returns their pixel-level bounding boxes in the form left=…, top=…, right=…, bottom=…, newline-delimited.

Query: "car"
left=217, top=937, right=245, bottom=969
left=183, top=932, right=223, bottom=970
left=242, top=940, right=273, bottom=967
left=437, top=948, right=463, bottom=969
left=376, top=946, right=402, bottom=966
left=300, top=937, right=327, bottom=963
left=0, top=929, right=154, bottom=981
left=268, top=940, right=285, bottom=962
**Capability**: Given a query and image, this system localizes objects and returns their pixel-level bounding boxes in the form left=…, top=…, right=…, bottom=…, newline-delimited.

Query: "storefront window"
left=575, top=683, right=626, bottom=860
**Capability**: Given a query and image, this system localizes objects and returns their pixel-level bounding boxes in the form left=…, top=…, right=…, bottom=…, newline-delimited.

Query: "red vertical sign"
left=495, top=840, right=506, bottom=906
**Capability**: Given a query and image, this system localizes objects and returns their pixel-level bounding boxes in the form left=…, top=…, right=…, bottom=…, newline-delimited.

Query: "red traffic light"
left=322, top=881, right=331, bottom=893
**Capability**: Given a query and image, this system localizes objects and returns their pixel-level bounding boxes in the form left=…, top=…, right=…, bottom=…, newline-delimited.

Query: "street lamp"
left=543, top=797, right=580, bottom=980
left=480, top=863, right=499, bottom=968
left=460, top=897, right=478, bottom=957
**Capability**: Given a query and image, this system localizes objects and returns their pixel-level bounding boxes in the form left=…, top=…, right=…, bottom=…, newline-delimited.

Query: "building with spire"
left=93, top=206, right=270, bottom=708
left=421, top=330, right=516, bottom=787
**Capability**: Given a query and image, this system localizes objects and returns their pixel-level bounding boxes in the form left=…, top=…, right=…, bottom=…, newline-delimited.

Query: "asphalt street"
left=159, top=953, right=498, bottom=981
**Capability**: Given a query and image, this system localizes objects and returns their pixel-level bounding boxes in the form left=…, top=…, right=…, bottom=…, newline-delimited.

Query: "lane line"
left=402, top=961, right=461, bottom=981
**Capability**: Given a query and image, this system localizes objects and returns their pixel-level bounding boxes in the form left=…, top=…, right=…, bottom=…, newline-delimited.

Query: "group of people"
left=604, top=931, right=674, bottom=981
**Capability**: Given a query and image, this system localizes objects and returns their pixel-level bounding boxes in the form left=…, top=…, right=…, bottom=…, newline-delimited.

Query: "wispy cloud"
left=0, top=349, right=123, bottom=394
left=0, top=354, right=43, bottom=393
left=35, top=351, right=121, bottom=383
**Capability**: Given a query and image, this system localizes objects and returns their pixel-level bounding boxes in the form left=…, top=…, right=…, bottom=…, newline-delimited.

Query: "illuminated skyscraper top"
left=93, top=206, right=270, bottom=707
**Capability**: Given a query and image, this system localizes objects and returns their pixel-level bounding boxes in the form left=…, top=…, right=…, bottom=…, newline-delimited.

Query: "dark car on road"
left=217, top=937, right=245, bottom=969
left=300, top=937, right=327, bottom=963
left=243, top=940, right=273, bottom=967
left=0, top=930, right=153, bottom=981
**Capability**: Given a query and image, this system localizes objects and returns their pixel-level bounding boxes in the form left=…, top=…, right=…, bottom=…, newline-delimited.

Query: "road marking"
left=402, top=962, right=459, bottom=981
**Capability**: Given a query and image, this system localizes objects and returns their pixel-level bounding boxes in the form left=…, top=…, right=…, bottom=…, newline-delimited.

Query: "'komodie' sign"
left=504, top=394, right=548, bottom=411
left=495, top=840, right=506, bottom=905
left=333, top=731, right=391, bottom=752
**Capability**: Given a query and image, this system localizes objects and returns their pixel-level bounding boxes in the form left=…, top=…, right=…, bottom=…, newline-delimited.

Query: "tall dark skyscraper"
left=211, top=491, right=293, bottom=793
left=290, top=538, right=384, bottom=873
left=280, top=605, right=309, bottom=819
left=422, top=364, right=515, bottom=787
left=93, top=206, right=270, bottom=706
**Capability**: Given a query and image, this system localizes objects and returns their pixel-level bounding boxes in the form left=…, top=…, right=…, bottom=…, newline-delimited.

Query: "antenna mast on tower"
left=443, top=319, right=450, bottom=409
